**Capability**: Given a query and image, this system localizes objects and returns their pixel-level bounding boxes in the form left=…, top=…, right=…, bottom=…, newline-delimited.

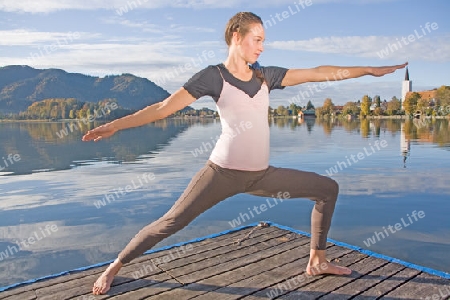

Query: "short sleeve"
left=261, top=66, right=288, bottom=91
left=183, top=65, right=222, bottom=100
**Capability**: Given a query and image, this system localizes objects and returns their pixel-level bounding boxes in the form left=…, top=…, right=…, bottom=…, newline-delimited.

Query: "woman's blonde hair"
left=224, top=12, right=263, bottom=46
left=224, top=12, right=265, bottom=83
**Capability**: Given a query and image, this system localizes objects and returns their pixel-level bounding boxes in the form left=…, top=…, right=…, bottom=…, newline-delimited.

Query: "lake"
left=0, top=117, right=449, bottom=288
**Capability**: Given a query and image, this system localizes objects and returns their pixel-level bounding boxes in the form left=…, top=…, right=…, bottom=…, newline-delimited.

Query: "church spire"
left=405, top=67, right=409, bottom=81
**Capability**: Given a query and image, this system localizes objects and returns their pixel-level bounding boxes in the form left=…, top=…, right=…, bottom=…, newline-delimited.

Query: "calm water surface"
left=0, top=117, right=449, bottom=287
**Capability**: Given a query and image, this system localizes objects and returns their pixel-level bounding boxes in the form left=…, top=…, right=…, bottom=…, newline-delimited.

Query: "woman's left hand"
left=369, top=62, right=408, bottom=77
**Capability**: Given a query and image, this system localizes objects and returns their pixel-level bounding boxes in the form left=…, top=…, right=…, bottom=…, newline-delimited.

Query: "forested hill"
left=0, top=65, right=170, bottom=113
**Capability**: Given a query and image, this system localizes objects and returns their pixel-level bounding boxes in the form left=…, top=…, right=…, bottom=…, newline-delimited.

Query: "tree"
left=342, top=101, right=360, bottom=116
left=386, top=96, right=401, bottom=115
left=374, top=95, right=381, bottom=107
left=50, top=106, right=59, bottom=119
left=276, top=105, right=289, bottom=116
left=306, top=100, right=315, bottom=110
left=315, top=107, right=323, bottom=117
left=360, top=95, right=372, bottom=117
left=416, top=98, right=429, bottom=114
left=322, top=98, right=335, bottom=116
left=436, top=85, right=450, bottom=113
left=289, top=103, right=300, bottom=116
left=403, top=92, right=421, bottom=115
left=373, top=107, right=383, bottom=116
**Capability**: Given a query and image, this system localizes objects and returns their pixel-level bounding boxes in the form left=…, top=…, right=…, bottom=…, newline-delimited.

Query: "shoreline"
left=1, top=115, right=449, bottom=123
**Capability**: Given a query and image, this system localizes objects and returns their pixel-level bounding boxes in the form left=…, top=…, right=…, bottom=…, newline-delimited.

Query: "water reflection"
left=401, top=123, right=411, bottom=168
left=0, top=119, right=196, bottom=175
left=272, top=117, right=449, bottom=145
left=1, top=118, right=449, bottom=176
left=0, top=117, right=449, bottom=288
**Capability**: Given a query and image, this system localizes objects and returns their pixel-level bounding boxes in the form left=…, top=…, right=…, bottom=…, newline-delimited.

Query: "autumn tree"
left=342, top=101, right=360, bottom=116
left=360, top=95, right=372, bottom=117
left=276, top=105, right=289, bottom=116
left=403, top=92, right=421, bottom=115
left=321, top=98, right=335, bottom=116
left=386, top=96, right=401, bottom=115
left=436, top=85, right=450, bottom=114
left=416, top=98, right=430, bottom=114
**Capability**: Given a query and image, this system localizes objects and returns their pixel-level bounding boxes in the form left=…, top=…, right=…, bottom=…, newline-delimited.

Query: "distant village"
left=177, top=68, right=450, bottom=120
left=283, top=68, right=449, bottom=120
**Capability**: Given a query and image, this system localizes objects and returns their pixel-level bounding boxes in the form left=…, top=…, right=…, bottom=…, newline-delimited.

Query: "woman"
left=83, top=12, right=407, bottom=295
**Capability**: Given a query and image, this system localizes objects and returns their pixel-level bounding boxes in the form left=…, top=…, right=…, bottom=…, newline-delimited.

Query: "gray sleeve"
left=183, top=65, right=222, bottom=100
left=261, top=66, right=289, bottom=91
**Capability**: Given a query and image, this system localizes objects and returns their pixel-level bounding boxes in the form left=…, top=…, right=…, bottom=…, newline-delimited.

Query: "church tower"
left=401, top=67, right=412, bottom=109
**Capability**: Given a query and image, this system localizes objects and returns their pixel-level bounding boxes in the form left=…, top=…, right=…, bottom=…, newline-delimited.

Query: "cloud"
left=0, top=37, right=223, bottom=94
left=0, top=0, right=402, bottom=13
left=0, top=30, right=100, bottom=46
left=268, top=35, right=450, bottom=62
left=101, top=17, right=215, bottom=35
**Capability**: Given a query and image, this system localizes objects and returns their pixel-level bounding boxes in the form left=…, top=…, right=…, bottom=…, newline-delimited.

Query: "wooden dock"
left=0, top=222, right=449, bottom=300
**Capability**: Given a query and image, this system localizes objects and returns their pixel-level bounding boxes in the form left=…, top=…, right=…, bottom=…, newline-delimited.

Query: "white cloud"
left=0, top=38, right=223, bottom=93
left=101, top=17, right=215, bottom=35
left=0, top=0, right=402, bottom=13
left=268, top=35, right=450, bottom=62
left=0, top=29, right=100, bottom=46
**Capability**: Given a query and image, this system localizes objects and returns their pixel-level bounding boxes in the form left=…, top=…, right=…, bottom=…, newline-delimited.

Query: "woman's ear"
left=232, top=31, right=241, bottom=45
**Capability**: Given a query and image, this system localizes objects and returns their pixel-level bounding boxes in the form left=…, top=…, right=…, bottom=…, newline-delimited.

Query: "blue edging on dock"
left=1, top=221, right=448, bottom=293
left=266, top=221, right=450, bottom=280
left=0, top=223, right=255, bottom=293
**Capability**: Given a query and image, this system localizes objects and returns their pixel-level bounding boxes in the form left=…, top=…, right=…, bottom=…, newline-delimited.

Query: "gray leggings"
left=118, top=160, right=339, bottom=264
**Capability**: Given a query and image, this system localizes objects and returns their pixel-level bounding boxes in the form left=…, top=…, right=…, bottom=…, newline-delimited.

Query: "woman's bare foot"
left=306, top=249, right=352, bottom=276
left=92, top=259, right=123, bottom=295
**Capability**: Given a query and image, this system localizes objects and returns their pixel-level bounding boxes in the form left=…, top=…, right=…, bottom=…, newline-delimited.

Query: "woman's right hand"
left=82, top=123, right=118, bottom=142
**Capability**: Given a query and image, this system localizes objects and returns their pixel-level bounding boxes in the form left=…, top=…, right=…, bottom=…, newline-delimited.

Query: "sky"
left=0, top=0, right=449, bottom=109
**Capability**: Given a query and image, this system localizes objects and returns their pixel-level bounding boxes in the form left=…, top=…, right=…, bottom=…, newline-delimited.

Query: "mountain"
left=0, top=65, right=170, bottom=113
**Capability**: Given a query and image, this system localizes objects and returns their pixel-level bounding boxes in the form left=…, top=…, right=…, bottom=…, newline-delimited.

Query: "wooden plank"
left=382, top=272, right=450, bottom=300
left=167, top=237, right=314, bottom=299
left=353, top=266, right=421, bottom=299
left=174, top=234, right=307, bottom=283
left=109, top=278, right=182, bottom=300
left=69, top=227, right=291, bottom=300
left=317, top=257, right=390, bottom=300
left=1, top=290, right=37, bottom=300
left=242, top=246, right=358, bottom=300
left=156, top=228, right=288, bottom=273
left=192, top=245, right=354, bottom=300
left=0, top=226, right=266, bottom=298
left=77, top=272, right=177, bottom=300
left=35, top=269, right=166, bottom=300
left=143, top=234, right=309, bottom=299
left=280, top=252, right=371, bottom=299
left=159, top=230, right=299, bottom=281
left=323, top=260, right=405, bottom=299
left=34, top=245, right=185, bottom=300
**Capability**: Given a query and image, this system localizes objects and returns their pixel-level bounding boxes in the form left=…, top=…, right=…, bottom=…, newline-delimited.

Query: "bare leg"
left=306, top=249, right=351, bottom=276
left=92, top=258, right=123, bottom=295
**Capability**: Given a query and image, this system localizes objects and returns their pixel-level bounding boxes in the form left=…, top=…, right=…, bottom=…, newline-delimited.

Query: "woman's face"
left=234, top=23, right=265, bottom=64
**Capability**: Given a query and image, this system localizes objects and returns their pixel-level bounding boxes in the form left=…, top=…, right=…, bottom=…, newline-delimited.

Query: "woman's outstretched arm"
left=281, top=62, right=408, bottom=86
left=82, top=87, right=196, bottom=142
